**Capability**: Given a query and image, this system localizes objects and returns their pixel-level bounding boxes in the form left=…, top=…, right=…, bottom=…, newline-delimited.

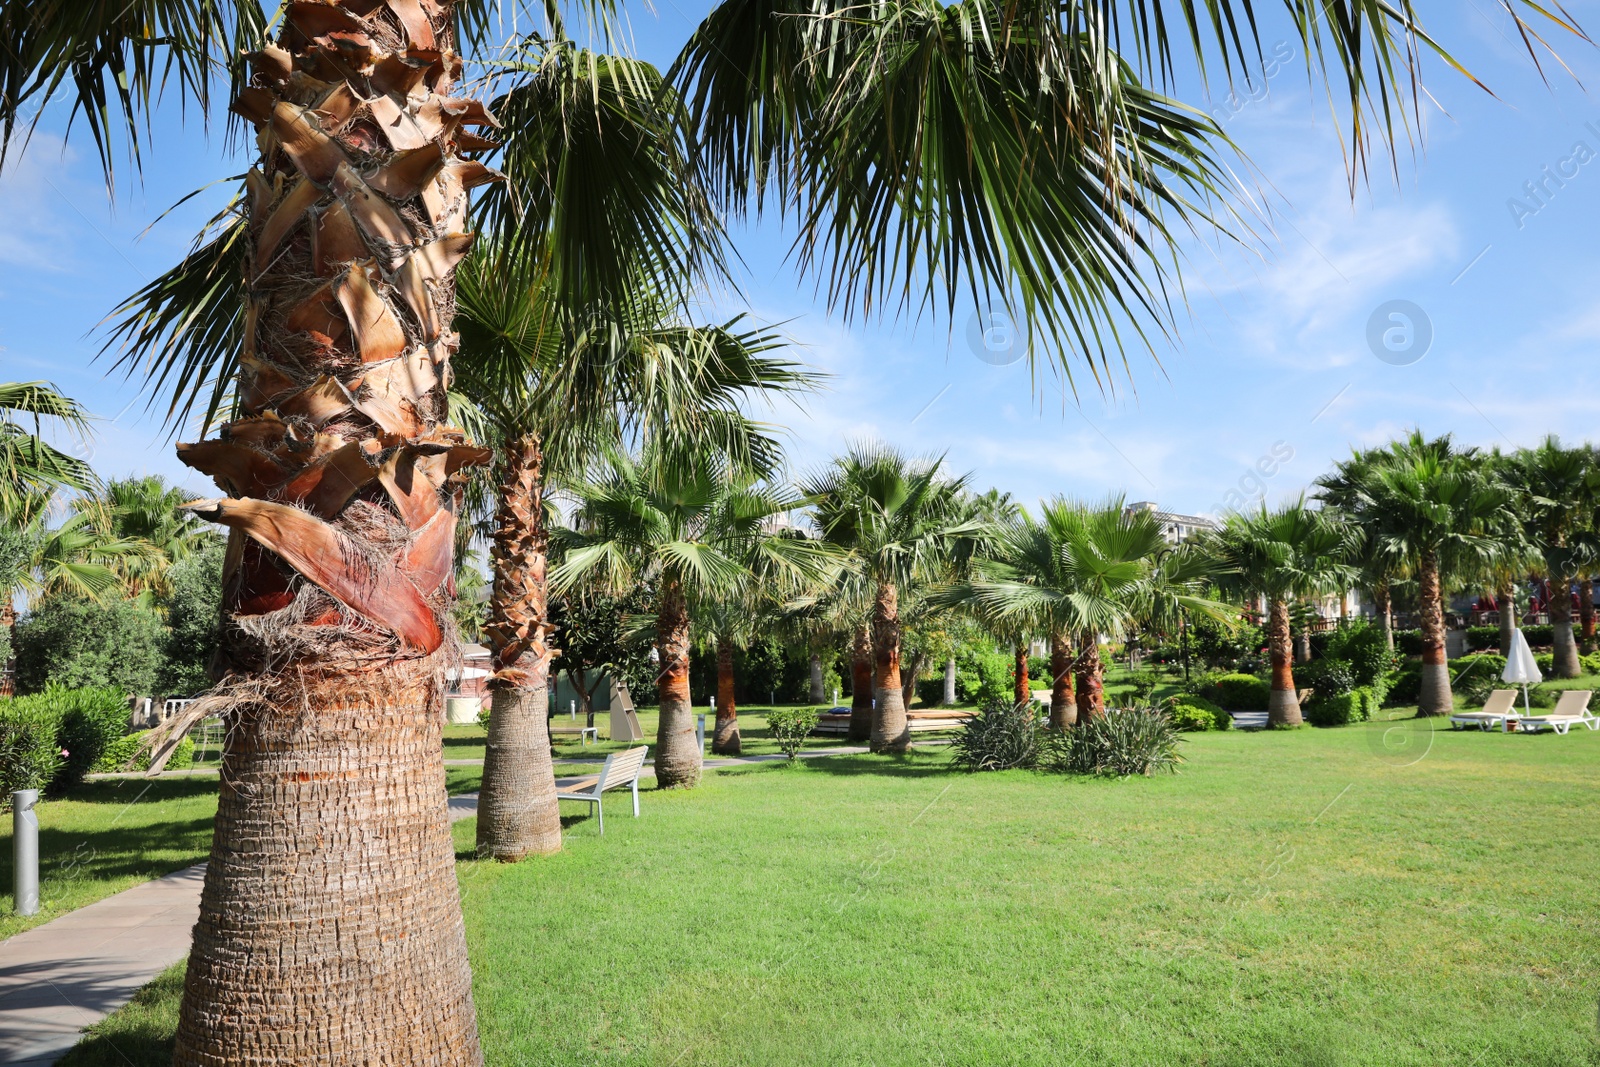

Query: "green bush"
left=0, top=698, right=62, bottom=806
left=1039, top=706, right=1184, bottom=777
left=1305, top=686, right=1379, bottom=727
left=765, top=706, right=821, bottom=760
left=1385, top=662, right=1422, bottom=706
left=1166, top=697, right=1222, bottom=732
left=951, top=698, right=1039, bottom=771
left=50, top=686, right=130, bottom=792
left=14, top=596, right=165, bottom=696
left=1393, top=629, right=1424, bottom=657
left=1466, top=626, right=1501, bottom=652
left=158, top=541, right=225, bottom=695
left=1533, top=652, right=1554, bottom=673
left=915, top=676, right=946, bottom=707
left=1322, top=621, right=1402, bottom=688
left=1523, top=624, right=1554, bottom=648
left=1583, top=651, right=1600, bottom=676
left=94, top=730, right=195, bottom=772
left=1297, top=657, right=1355, bottom=698
left=1210, top=673, right=1271, bottom=711
left=955, top=647, right=1011, bottom=706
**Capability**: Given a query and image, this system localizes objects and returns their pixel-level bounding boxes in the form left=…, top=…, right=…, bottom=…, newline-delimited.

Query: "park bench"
left=811, top=709, right=975, bottom=736
left=556, top=746, right=649, bottom=834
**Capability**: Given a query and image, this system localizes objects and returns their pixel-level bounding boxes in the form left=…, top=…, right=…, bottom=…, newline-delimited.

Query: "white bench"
left=556, top=747, right=648, bottom=833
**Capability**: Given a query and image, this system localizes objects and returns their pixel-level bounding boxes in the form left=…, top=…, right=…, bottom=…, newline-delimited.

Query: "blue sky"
left=3, top=1, right=1599, bottom=521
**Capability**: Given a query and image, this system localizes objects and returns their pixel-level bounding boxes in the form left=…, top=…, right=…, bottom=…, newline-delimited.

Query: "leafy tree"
left=550, top=585, right=656, bottom=717
left=14, top=596, right=165, bottom=695
left=158, top=539, right=226, bottom=695
left=76, top=474, right=215, bottom=604
left=1504, top=438, right=1599, bottom=678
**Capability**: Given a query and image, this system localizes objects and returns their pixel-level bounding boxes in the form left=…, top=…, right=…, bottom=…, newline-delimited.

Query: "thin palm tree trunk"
left=900, top=651, right=924, bottom=708
left=1074, top=633, right=1104, bottom=721
left=808, top=651, right=825, bottom=703
left=1267, top=597, right=1301, bottom=727
left=943, top=656, right=957, bottom=706
left=656, top=578, right=700, bottom=786
left=1416, top=550, right=1452, bottom=717
left=870, top=581, right=909, bottom=753
left=848, top=624, right=873, bottom=741
left=1582, top=578, right=1595, bottom=653
left=1497, top=580, right=1516, bottom=657
left=1549, top=574, right=1581, bottom=677
left=1375, top=581, right=1394, bottom=652
left=713, top=636, right=740, bottom=755
left=478, top=434, right=561, bottom=861
left=172, top=2, right=485, bottom=1060
left=1048, top=631, right=1076, bottom=729
left=1012, top=642, right=1030, bottom=707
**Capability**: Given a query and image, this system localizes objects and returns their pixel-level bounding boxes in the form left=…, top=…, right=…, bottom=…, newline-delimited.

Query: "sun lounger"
left=556, top=746, right=648, bottom=833
left=1518, top=690, right=1598, bottom=735
left=1449, top=689, right=1518, bottom=731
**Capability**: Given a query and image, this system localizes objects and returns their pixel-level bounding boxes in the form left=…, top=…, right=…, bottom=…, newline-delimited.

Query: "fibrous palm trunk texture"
left=1012, top=643, right=1030, bottom=708
left=1267, top=598, right=1302, bottom=727
left=1048, top=632, right=1076, bottom=729
left=478, top=434, right=562, bottom=860
left=1416, top=552, right=1452, bottom=717
left=1073, top=633, right=1104, bottom=722
left=1549, top=574, right=1582, bottom=677
left=870, top=581, right=909, bottom=753
left=656, top=578, right=701, bottom=787
left=848, top=624, right=873, bottom=741
left=713, top=636, right=741, bottom=755
left=171, top=2, right=493, bottom=1061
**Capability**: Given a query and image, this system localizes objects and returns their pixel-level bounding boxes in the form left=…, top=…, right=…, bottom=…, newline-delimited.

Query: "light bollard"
left=13, top=789, right=39, bottom=916
left=696, top=714, right=706, bottom=754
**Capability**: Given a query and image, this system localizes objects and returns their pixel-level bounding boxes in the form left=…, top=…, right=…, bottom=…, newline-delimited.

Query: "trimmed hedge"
left=1210, top=673, right=1271, bottom=711
left=93, top=730, right=195, bottom=773
left=1306, top=686, right=1380, bottom=727
left=0, top=700, right=61, bottom=806
left=0, top=686, right=130, bottom=799
left=1169, top=695, right=1230, bottom=732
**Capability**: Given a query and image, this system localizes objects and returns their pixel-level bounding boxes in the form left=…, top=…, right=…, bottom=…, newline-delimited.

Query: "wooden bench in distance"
left=811, top=709, right=975, bottom=736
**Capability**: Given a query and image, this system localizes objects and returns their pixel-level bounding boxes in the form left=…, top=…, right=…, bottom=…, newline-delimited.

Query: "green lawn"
left=0, top=778, right=219, bottom=940
left=54, top=721, right=1600, bottom=1066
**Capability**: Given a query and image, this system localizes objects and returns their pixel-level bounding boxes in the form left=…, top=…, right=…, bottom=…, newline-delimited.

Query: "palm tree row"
left=4, top=0, right=1586, bottom=1060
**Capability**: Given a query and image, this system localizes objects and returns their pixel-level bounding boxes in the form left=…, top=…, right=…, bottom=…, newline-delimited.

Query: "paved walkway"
left=3, top=745, right=871, bottom=1064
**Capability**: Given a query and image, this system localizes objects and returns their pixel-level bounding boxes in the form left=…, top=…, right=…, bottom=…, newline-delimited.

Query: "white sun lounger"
left=1518, top=690, right=1598, bottom=735
left=1449, top=689, right=1518, bottom=732
left=556, top=746, right=649, bottom=833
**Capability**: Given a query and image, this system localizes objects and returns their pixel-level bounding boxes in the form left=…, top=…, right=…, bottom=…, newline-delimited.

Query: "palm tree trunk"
left=1416, top=550, right=1452, bottom=717
left=1374, top=581, right=1394, bottom=652
left=848, top=624, right=873, bottom=741
left=943, top=656, right=957, bottom=706
left=900, top=650, right=925, bottom=708
left=1549, top=574, right=1581, bottom=678
left=477, top=434, right=561, bottom=861
left=1048, top=631, right=1076, bottom=729
left=1074, top=633, right=1104, bottom=721
left=173, top=3, right=486, bottom=1060
left=1293, top=624, right=1311, bottom=664
left=713, top=636, right=741, bottom=755
left=1497, top=580, right=1516, bottom=657
left=1012, top=642, right=1030, bottom=707
left=870, top=581, right=909, bottom=753
left=1581, top=577, right=1595, bottom=654
left=656, top=577, right=700, bottom=786
left=808, top=651, right=825, bottom=703
left=1267, top=597, right=1301, bottom=727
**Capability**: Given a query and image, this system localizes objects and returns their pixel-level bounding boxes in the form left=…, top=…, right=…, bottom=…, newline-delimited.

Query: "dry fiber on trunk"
left=478, top=434, right=562, bottom=861
left=1073, top=634, right=1104, bottom=722
left=1048, top=632, right=1076, bottom=729
left=1416, top=552, right=1452, bottom=717
left=171, top=3, right=493, bottom=1061
left=870, top=581, right=909, bottom=753
left=1012, top=643, right=1030, bottom=708
left=1267, top=598, right=1302, bottom=727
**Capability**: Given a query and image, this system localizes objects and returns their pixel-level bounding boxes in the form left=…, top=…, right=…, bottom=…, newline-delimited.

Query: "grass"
left=56, top=721, right=1600, bottom=1066
left=0, top=778, right=219, bottom=941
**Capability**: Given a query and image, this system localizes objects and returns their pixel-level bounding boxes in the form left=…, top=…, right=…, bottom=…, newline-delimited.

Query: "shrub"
left=1297, top=657, right=1356, bottom=698
left=1127, top=669, right=1161, bottom=703
left=1040, top=706, right=1184, bottom=777
left=1210, top=673, right=1271, bottom=711
left=1534, top=652, right=1554, bottom=673
left=14, top=597, right=165, bottom=695
left=951, top=699, right=1039, bottom=771
left=955, top=647, right=1011, bottom=706
left=1584, top=651, right=1600, bottom=676
left=1523, top=624, right=1554, bottom=648
left=1465, top=626, right=1501, bottom=652
left=1385, top=662, right=1422, bottom=706
left=158, top=541, right=225, bottom=695
left=1167, top=695, right=1227, bottom=731
left=1392, top=629, right=1425, bottom=657
left=94, top=730, right=195, bottom=772
left=915, top=676, right=946, bottom=707
left=1322, top=621, right=1403, bottom=688
left=1305, top=686, right=1379, bottom=727
left=49, top=686, right=130, bottom=792
left=0, top=698, right=62, bottom=806
left=765, top=706, right=820, bottom=760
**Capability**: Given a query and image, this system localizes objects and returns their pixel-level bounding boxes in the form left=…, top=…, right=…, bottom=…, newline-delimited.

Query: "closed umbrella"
left=1501, top=627, right=1543, bottom=715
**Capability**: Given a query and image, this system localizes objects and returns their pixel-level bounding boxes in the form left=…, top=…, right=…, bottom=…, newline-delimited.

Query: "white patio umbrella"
left=1501, top=627, right=1544, bottom=714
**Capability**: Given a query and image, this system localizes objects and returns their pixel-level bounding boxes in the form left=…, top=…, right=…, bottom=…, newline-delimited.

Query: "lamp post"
left=13, top=789, right=39, bottom=916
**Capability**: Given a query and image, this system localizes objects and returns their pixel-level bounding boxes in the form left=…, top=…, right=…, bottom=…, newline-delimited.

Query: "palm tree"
left=803, top=445, right=982, bottom=753
left=0, top=382, right=96, bottom=517
left=75, top=475, right=214, bottom=604
left=958, top=497, right=1224, bottom=724
left=553, top=448, right=829, bottom=786
left=1205, top=500, right=1354, bottom=728
left=1325, top=434, right=1514, bottom=716
left=1505, top=438, right=1599, bottom=678
left=13, top=0, right=1582, bottom=1058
